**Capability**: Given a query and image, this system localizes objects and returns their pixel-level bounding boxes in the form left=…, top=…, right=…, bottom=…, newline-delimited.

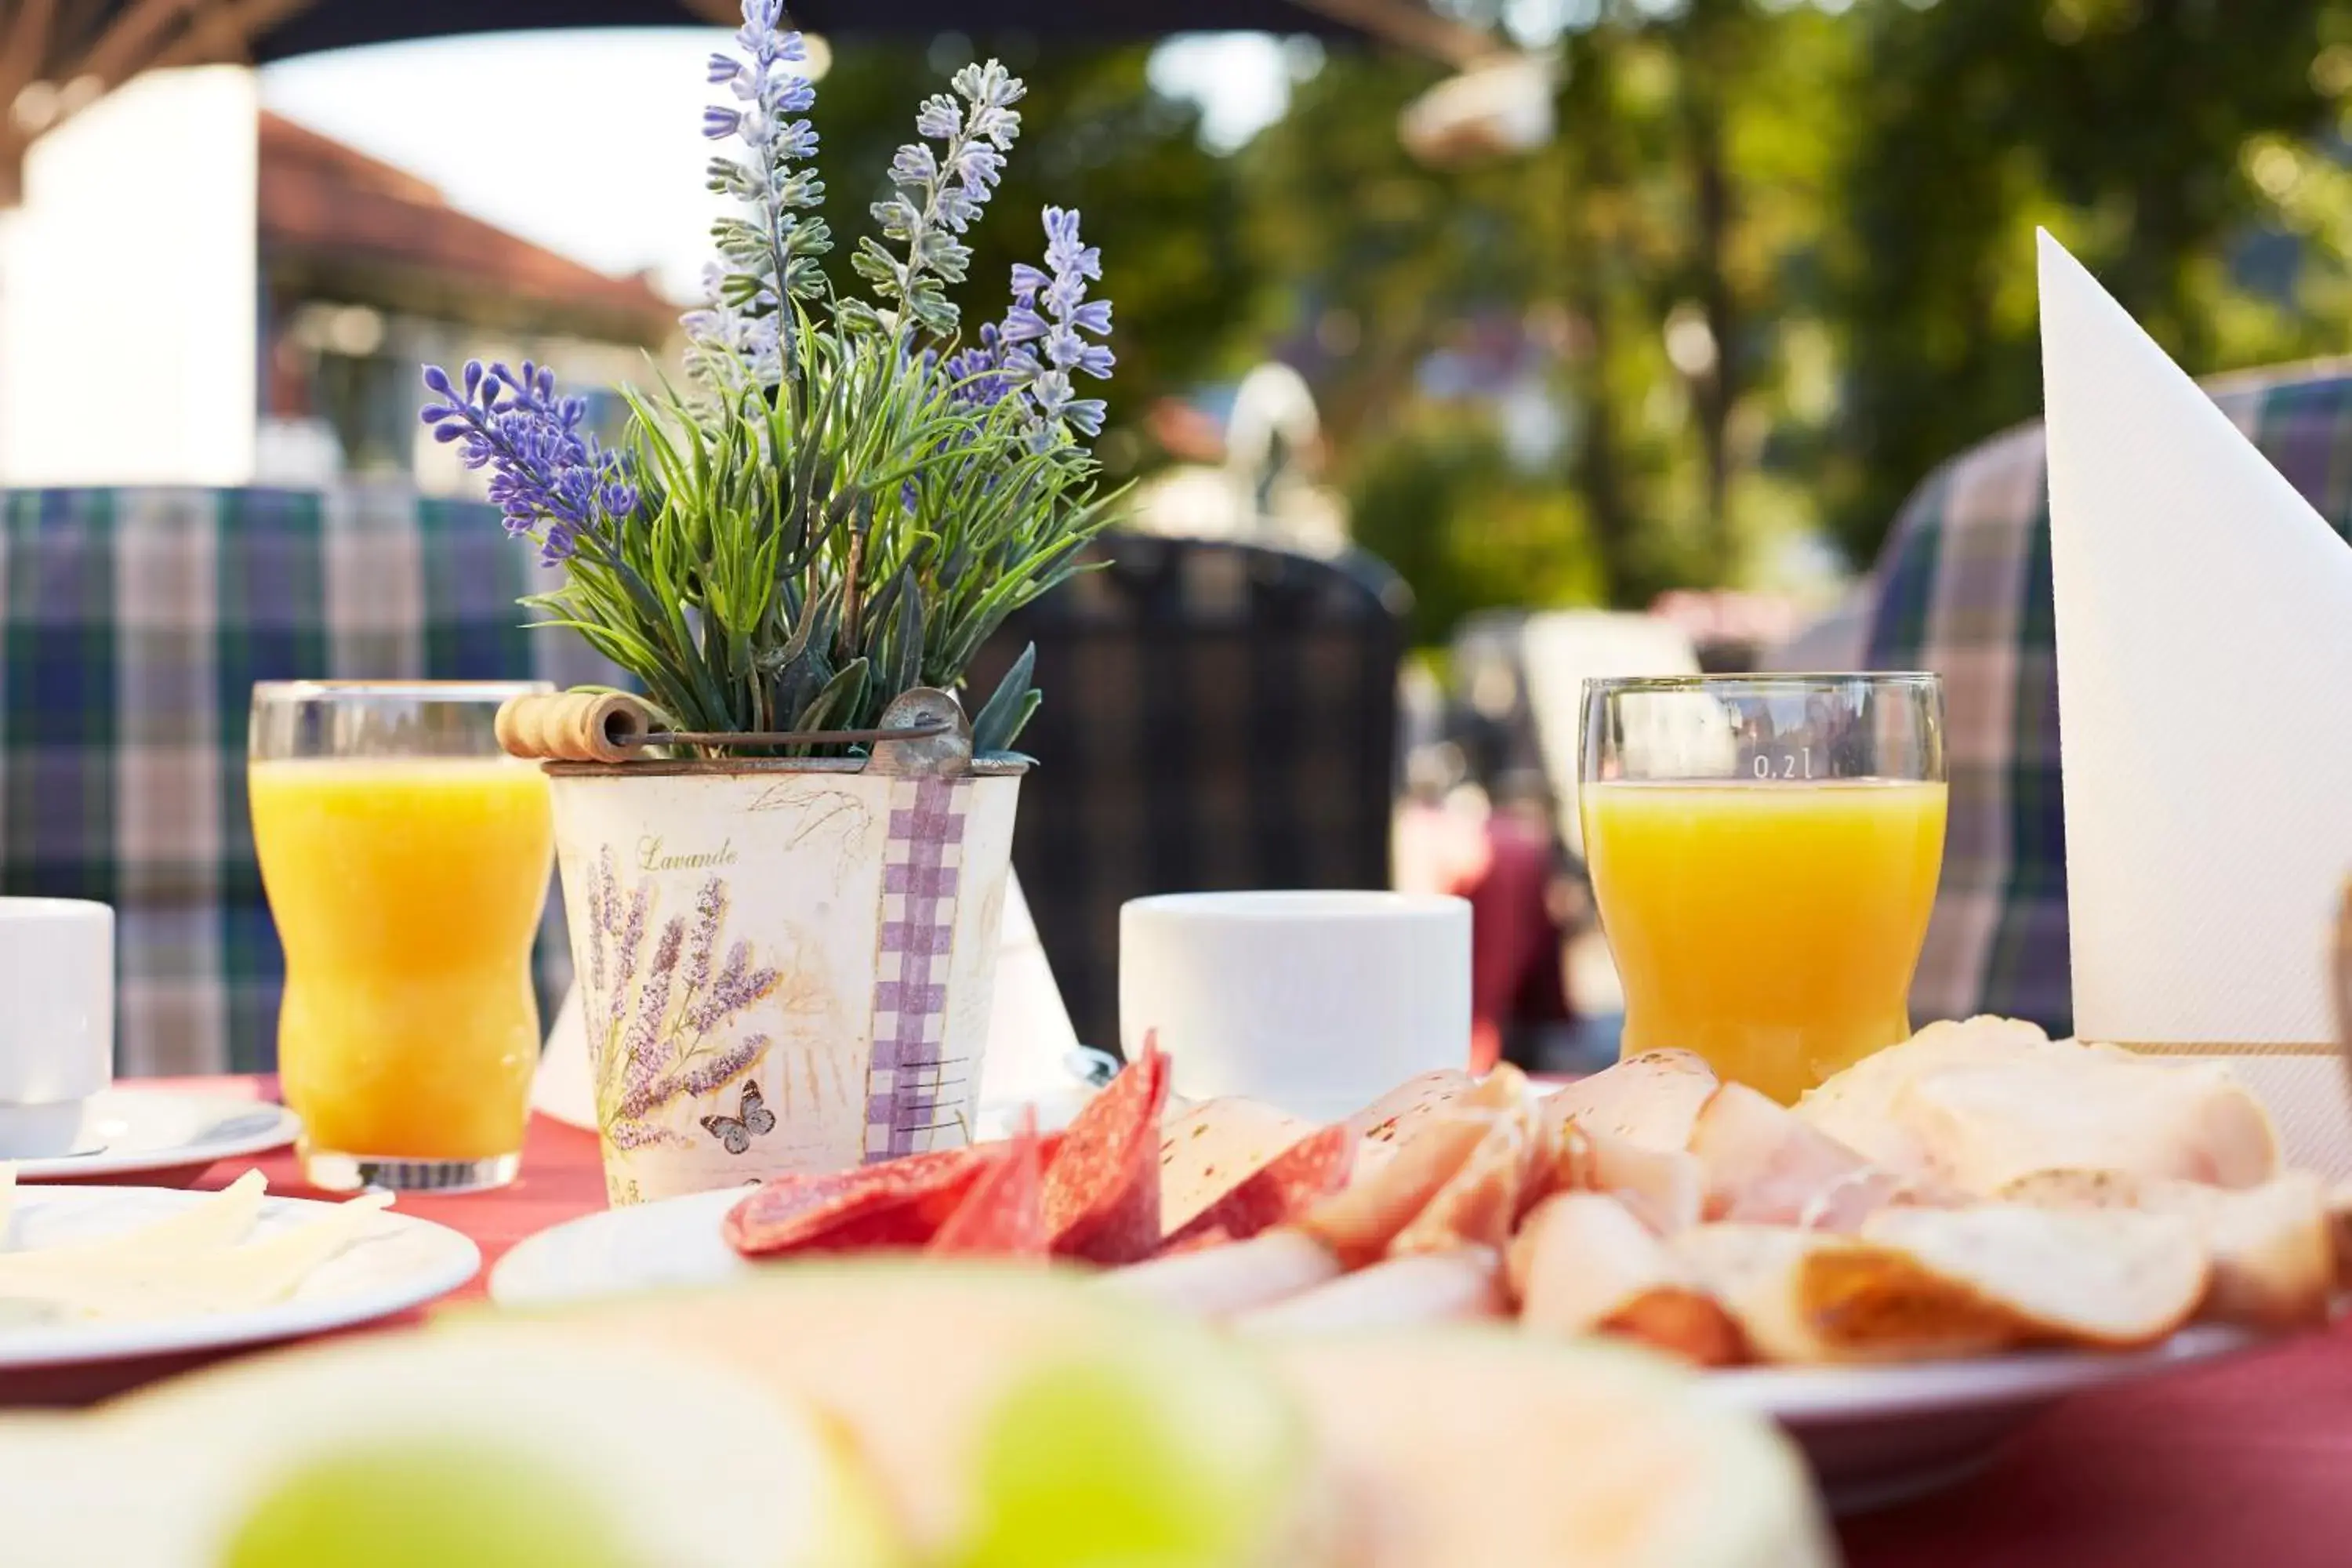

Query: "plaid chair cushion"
left=0, top=487, right=617, bottom=1076
left=1858, top=362, right=2352, bottom=1038
left=970, top=533, right=1410, bottom=1050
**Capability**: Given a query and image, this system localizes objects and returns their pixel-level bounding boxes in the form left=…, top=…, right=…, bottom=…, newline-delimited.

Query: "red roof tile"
left=258, top=111, right=675, bottom=345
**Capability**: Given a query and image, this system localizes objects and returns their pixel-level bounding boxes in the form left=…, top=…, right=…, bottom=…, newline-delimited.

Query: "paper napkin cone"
left=530, top=870, right=1087, bottom=1136
left=2038, top=230, right=2352, bottom=1172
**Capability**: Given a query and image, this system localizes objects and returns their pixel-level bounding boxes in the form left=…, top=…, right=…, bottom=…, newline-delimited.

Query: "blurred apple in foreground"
left=518, top=1261, right=1334, bottom=1566
left=0, top=1261, right=1828, bottom=1567
left=957, top=1323, right=1313, bottom=1568
left=223, top=1443, right=628, bottom=1568
left=0, top=1334, right=902, bottom=1568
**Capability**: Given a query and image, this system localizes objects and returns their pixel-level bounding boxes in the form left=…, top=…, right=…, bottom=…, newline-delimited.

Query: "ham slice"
left=1097, top=1229, right=1343, bottom=1319
left=1796, top=1018, right=2278, bottom=1193
left=1689, top=1082, right=1916, bottom=1232
left=1236, top=1247, right=1504, bottom=1334
left=1509, top=1193, right=1743, bottom=1366
left=1158, top=1096, right=1318, bottom=1236
left=1541, top=1050, right=1719, bottom=1154
left=1298, top=1067, right=1532, bottom=1268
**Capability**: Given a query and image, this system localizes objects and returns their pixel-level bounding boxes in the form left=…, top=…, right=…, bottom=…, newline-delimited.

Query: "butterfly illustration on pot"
left=700, top=1080, right=777, bottom=1155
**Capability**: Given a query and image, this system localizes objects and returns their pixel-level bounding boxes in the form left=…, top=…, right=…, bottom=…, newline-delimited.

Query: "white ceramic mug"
left=1120, top=891, right=1472, bottom=1122
left=0, top=898, right=114, bottom=1157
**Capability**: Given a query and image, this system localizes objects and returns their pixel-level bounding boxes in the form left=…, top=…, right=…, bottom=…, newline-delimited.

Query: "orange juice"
left=250, top=758, right=554, bottom=1160
left=1581, top=779, right=1947, bottom=1103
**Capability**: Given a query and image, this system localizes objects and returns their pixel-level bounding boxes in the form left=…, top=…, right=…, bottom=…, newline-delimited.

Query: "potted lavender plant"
left=419, top=1, right=1115, bottom=1204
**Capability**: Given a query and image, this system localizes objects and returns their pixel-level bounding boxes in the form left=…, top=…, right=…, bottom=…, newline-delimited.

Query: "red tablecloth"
left=132, top=1080, right=2352, bottom=1564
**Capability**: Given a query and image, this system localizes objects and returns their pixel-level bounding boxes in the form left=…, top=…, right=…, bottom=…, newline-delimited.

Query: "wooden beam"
left=0, top=0, right=314, bottom=209
left=0, top=125, right=23, bottom=207
left=2, top=0, right=62, bottom=92
left=78, top=0, right=203, bottom=88
left=151, top=0, right=318, bottom=68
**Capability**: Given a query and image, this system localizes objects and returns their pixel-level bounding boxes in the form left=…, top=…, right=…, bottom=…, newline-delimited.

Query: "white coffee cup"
left=1120, top=891, right=1472, bottom=1122
left=0, top=898, right=114, bottom=1158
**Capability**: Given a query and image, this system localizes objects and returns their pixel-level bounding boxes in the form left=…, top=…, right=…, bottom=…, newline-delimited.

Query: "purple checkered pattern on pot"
left=862, top=777, right=975, bottom=1160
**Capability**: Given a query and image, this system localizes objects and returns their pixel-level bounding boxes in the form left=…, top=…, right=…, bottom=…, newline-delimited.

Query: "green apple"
left=10, top=1330, right=906, bottom=1568
left=503, top=1260, right=1334, bottom=1565
left=223, top=1442, right=630, bottom=1568
left=956, top=1321, right=1312, bottom=1568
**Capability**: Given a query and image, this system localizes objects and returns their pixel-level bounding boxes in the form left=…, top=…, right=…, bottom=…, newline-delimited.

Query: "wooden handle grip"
left=494, top=692, right=655, bottom=763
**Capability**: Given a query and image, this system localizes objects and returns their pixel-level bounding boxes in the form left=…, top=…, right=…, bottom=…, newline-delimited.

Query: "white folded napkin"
left=2038, top=230, right=2352, bottom=1171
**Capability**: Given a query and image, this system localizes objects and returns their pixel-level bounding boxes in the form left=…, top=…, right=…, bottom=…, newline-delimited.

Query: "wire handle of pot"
left=495, top=691, right=948, bottom=764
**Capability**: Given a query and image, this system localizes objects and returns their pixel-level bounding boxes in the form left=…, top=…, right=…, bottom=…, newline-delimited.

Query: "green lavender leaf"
left=970, top=643, right=1036, bottom=757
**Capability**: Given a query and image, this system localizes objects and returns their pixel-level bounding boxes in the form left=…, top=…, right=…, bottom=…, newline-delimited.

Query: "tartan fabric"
left=967, top=533, right=1409, bottom=1051
left=0, top=487, right=618, bottom=1076
left=1857, top=362, right=2352, bottom=1038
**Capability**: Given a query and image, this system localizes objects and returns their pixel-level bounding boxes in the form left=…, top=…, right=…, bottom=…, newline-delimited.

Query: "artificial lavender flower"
left=419, top=360, right=637, bottom=564
left=996, top=207, right=1116, bottom=436
left=854, top=59, right=1025, bottom=336
left=681, top=264, right=784, bottom=389
left=695, top=0, right=829, bottom=384
left=940, top=320, right=1017, bottom=408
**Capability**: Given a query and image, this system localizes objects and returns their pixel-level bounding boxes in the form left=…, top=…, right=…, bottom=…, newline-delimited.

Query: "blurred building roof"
left=258, top=111, right=677, bottom=346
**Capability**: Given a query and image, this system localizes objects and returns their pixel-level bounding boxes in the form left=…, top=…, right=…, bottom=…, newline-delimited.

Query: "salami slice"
left=724, top=1148, right=986, bottom=1259
left=1163, top=1123, right=1356, bottom=1250
left=1045, top=1041, right=1172, bottom=1265
left=928, top=1121, right=1051, bottom=1258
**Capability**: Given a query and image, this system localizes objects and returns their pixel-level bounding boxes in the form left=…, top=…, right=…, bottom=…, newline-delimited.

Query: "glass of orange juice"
left=1579, top=673, right=1946, bottom=1103
left=249, top=681, right=555, bottom=1191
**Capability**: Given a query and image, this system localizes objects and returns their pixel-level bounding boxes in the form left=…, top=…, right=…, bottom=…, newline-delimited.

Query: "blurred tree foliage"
left=1239, top=2, right=1857, bottom=612
left=823, top=4, right=2352, bottom=637
left=1345, top=414, right=1602, bottom=644
left=811, top=38, right=1250, bottom=477
left=1826, top=0, right=2352, bottom=561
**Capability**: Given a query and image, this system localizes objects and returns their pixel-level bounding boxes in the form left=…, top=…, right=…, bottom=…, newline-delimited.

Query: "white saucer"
left=8, top=1090, right=299, bottom=1184
left=0, top=1184, right=481, bottom=1372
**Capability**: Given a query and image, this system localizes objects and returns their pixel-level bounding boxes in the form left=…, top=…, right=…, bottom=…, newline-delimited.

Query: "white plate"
left=492, top=1188, right=748, bottom=1308
left=489, top=1192, right=2278, bottom=1512
left=10, top=1090, right=299, bottom=1184
left=1701, top=1323, right=2263, bottom=1512
left=0, top=1185, right=481, bottom=1370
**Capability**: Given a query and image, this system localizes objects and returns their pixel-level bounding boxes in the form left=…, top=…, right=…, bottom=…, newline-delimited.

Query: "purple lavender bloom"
left=693, top=0, right=829, bottom=385
left=606, top=1117, right=688, bottom=1152
left=418, top=359, right=636, bottom=564
left=678, top=1036, right=771, bottom=1098
left=995, top=207, right=1115, bottom=437
left=684, top=877, right=726, bottom=1000
left=610, top=882, right=652, bottom=1025
left=690, top=940, right=782, bottom=1033
left=584, top=861, right=609, bottom=999
left=940, top=320, right=1016, bottom=408
left=622, top=917, right=688, bottom=1094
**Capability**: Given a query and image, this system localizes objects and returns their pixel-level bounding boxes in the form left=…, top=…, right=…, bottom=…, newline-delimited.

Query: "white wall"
left=0, top=67, right=258, bottom=487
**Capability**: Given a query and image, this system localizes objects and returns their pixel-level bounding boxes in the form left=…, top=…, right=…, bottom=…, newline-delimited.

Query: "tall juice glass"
left=249, top=682, right=555, bottom=1191
left=1579, top=673, right=1946, bottom=1104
